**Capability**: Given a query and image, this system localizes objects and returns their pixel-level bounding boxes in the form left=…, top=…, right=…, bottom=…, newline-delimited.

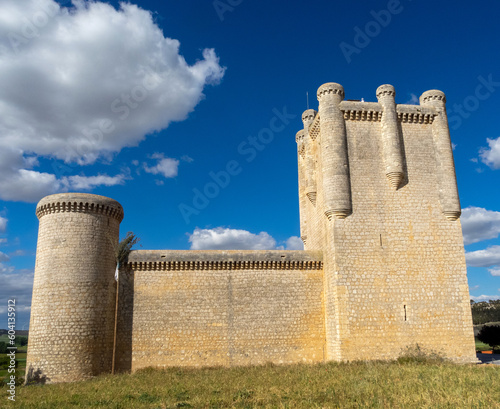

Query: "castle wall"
left=114, top=251, right=325, bottom=371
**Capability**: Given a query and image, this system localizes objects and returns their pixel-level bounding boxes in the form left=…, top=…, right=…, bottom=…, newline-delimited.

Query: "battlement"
left=126, top=249, right=323, bottom=270
left=36, top=192, right=124, bottom=222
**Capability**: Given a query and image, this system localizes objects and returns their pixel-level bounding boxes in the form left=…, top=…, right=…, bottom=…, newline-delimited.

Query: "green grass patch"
left=475, top=338, right=492, bottom=352
left=4, top=360, right=499, bottom=408
left=1, top=352, right=27, bottom=386
left=0, top=334, right=27, bottom=345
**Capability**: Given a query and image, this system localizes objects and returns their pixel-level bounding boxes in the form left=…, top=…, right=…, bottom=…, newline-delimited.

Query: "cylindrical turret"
left=420, top=90, right=461, bottom=220
left=376, top=84, right=405, bottom=189
left=317, top=83, right=352, bottom=219
left=26, top=193, right=124, bottom=383
left=302, top=109, right=318, bottom=204
left=296, top=130, right=307, bottom=244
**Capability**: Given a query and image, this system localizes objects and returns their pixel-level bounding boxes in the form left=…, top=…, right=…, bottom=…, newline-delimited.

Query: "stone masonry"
left=26, top=82, right=477, bottom=383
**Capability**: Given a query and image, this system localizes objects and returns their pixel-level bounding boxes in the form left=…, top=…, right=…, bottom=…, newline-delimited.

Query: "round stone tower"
left=26, top=193, right=124, bottom=383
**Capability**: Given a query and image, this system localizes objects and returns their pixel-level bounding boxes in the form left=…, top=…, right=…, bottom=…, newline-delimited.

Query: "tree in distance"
left=477, top=325, right=500, bottom=351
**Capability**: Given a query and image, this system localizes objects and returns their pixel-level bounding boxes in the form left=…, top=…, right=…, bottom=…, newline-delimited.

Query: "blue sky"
left=0, top=0, right=499, bottom=328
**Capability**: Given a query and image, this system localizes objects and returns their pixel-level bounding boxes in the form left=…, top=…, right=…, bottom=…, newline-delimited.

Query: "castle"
left=26, top=82, right=477, bottom=383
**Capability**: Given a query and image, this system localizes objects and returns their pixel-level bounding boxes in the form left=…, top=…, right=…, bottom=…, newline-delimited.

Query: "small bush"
left=397, top=344, right=445, bottom=364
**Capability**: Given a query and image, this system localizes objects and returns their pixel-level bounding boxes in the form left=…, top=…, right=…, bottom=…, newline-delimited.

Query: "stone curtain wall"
left=114, top=251, right=325, bottom=371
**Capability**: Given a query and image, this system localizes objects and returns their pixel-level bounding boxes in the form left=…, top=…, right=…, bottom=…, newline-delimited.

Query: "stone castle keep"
left=26, top=82, right=477, bottom=383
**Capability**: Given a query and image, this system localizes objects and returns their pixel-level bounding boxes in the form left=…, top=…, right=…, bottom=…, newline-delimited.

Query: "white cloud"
left=461, top=206, right=500, bottom=245
left=189, top=227, right=277, bottom=250
left=63, top=174, right=126, bottom=190
left=143, top=153, right=179, bottom=178
left=285, top=236, right=304, bottom=250
left=479, top=136, right=500, bottom=169
left=405, top=93, right=419, bottom=105
left=0, top=0, right=225, bottom=202
left=469, top=285, right=480, bottom=291
left=0, top=149, right=61, bottom=201
left=470, top=294, right=500, bottom=302
left=0, top=216, right=7, bottom=233
left=0, top=239, right=7, bottom=245
left=465, top=245, right=500, bottom=267
left=489, top=268, right=500, bottom=276
left=0, top=252, right=10, bottom=262
left=0, top=262, right=14, bottom=274
left=0, top=266, right=34, bottom=326
left=188, top=227, right=304, bottom=251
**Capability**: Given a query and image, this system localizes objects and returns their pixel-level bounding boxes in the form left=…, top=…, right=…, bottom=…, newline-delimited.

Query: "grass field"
left=4, top=359, right=499, bottom=409
left=0, top=334, right=28, bottom=387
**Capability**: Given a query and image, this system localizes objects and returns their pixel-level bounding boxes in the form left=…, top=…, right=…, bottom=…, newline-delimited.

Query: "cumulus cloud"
left=0, top=252, right=10, bottom=262
left=0, top=0, right=225, bottom=202
left=465, top=245, right=500, bottom=268
left=188, top=227, right=303, bottom=250
left=406, top=93, right=419, bottom=105
left=0, top=216, right=7, bottom=233
left=461, top=206, right=500, bottom=245
left=64, top=174, right=126, bottom=190
left=0, top=266, right=34, bottom=326
left=489, top=268, right=500, bottom=276
left=284, top=236, right=304, bottom=250
left=479, top=136, right=500, bottom=169
left=181, top=155, right=194, bottom=163
left=143, top=153, right=179, bottom=178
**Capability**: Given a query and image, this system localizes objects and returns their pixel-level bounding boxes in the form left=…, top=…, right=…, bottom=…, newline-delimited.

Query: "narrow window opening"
left=380, top=234, right=383, bottom=247
left=404, top=305, right=407, bottom=321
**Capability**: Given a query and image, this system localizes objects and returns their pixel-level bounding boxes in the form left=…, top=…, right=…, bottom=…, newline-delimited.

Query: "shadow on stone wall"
left=114, top=267, right=134, bottom=372
left=25, top=366, right=50, bottom=385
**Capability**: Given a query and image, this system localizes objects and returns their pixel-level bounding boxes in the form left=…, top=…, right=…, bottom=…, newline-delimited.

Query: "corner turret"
left=26, top=193, right=123, bottom=383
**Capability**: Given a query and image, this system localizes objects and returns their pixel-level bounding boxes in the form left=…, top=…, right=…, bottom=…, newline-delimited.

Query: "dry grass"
left=5, top=359, right=500, bottom=408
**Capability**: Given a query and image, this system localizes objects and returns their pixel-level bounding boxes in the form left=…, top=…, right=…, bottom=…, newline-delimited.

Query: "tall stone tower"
left=26, top=193, right=124, bottom=383
left=296, top=83, right=476, bottom=362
